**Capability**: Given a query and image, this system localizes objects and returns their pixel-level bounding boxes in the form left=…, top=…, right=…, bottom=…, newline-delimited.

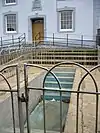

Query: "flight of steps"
left=43, top=68, right=76, bottom=101
left=30, top=47, right=98, bottom=66
left=0, top=46, right=98, bottom=66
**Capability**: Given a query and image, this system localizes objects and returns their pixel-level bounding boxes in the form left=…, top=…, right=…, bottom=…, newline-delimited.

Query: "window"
left=5, top=0, right=16, bottom=5
left=32, top=0, right=42, bottom=11
left=59, top=10, right=74, bottom=32
left=4, top=14, right=17, bottom=33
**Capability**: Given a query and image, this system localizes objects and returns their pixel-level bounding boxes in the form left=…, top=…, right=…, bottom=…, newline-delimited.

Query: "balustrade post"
left=81, top=35, right=83, bottom=47
left=67, top=34, right=68, bottom=47
left=53, top=33, right=54, bottom=46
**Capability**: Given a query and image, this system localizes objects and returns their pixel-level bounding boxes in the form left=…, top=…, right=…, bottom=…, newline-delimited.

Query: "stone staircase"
left=0, top=46, right=98, bottom=67
left=29, top=47, right=98, bottom=66
left=43, top=67, right=76, bottom=101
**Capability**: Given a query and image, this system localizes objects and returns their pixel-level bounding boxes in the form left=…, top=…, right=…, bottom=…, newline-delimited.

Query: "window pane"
left=6, top=0, right=16, bottom=3
left=6, top=14, right=16, bottom=32
left=61, top=12, right=63, bottom=21
left=61, top=21, right=64, bottom=29
left=60, top=10, right=73, bottom=30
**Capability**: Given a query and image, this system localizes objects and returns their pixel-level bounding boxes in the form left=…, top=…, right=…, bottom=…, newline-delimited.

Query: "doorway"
left=32, top=18, right=44, bottom=44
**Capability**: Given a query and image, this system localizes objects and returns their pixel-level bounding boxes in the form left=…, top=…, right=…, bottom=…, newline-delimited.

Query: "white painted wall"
left=0, top=0, right=95, bottom=42
left=57, top=0, right=93, bottom=40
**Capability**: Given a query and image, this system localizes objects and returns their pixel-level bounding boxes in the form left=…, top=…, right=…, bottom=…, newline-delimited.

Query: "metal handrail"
left=0, top=33, right=26, bottom=48
left=35, top=32, right=40, bottom=41
left=34, top=33, right=97, bottom=49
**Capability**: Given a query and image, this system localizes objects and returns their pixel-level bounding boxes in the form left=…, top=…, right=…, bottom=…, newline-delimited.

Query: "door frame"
left=28, top=15, right=47, bottom=43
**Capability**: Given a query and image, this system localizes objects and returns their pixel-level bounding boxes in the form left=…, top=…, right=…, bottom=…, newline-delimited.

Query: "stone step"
left=45, top=82, right=73, bottom=89
left=48, top=72, right=75, bottom=77
left=43, top=93, right=71, bottom=101
left=37, top=53, right=97, bottom=56
left=36, top=55, right=98, bottom=58
left=27, top=59, right=98, bottom=63
left=45, top=77, right=74, bottom=82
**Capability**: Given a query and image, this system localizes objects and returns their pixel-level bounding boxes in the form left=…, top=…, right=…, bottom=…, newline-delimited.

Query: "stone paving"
left=64, top=66, right=100, bottom=133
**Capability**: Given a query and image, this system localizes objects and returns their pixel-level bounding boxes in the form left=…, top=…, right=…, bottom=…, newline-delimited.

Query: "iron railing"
left=24, top=62, right=100, bottom=133
left=0, top=33, right=26, bottom=55
left=0, top=62, right=100, bottom=133
left=0, top=64, right=21, bottom=133
left=34, top=32, right=98, bottom=49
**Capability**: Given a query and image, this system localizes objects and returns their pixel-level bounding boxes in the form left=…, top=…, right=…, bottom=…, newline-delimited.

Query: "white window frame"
left=4, top=0, right=16, bottom=5
left=5, top=14, right=17, bottom=34
left=59, top=10, right=74, bottom=32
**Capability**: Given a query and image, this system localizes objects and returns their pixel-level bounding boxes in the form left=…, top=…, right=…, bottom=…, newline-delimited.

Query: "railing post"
left=16, top=66, right=24, bottom=133
left=96, top=35, right=98, bottom=49
left=53, top=33, right=54, bottom=46
left=24, top=33, right=26, bottom=44
left=34, top=37, right=36, bottom=47
left=18, top=37, right=21, bottom=50
left=24, top=64, right=30, bottom=133
left=1, top=37, right=2, bottom=48
left=18, top=96, right=24, bottom=133
left=12, top=35, right=14, bottom=45
left=39, top=32, right=41, bottom=44
left=39, top=32, right=41, bottom=40
left=67, top=34, right=68, bottom=47
left=81, top=35, right=83, bottom=47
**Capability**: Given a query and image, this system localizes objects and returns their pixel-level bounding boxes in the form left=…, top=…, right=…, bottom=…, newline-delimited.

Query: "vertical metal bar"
left=95, top=35, right=98, bottom=49
left=16, top=65, right=24, bottom=133
left=12, top=35, right=14, bottom=45
left=53, top=33, right=54, bottom=46
left=24, top=33, right=26, bottom=44
left=76, top=93, right=79, bottom=133
left=18, top=38, right=21, bottom=50
left=95, top=95, right=99, bottom=133
left=1, top=37, right=2, bottom=48
left=60, top=90, right=62, bottom=133
left=81, top=35, right=83, bottom=47
left=11, top=90, right=16, bottom=133
left=0, top=72, right=16, bottom=133
left=43, top=89, right=46, bottom=133
left=96, top=42, right=97, bottom=49
left=9, top=67, right=16, bottom=133
left=39, top=32, right=42, bottom=41
left=67, top=34, right=68, bottom=47
left=24, top=64, right=30, bottom=133
left=6, top=66, right=17, bottom=133
left=34, top=36, right=36, bottom=47
left=38, top=32, right=40, bottom=44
